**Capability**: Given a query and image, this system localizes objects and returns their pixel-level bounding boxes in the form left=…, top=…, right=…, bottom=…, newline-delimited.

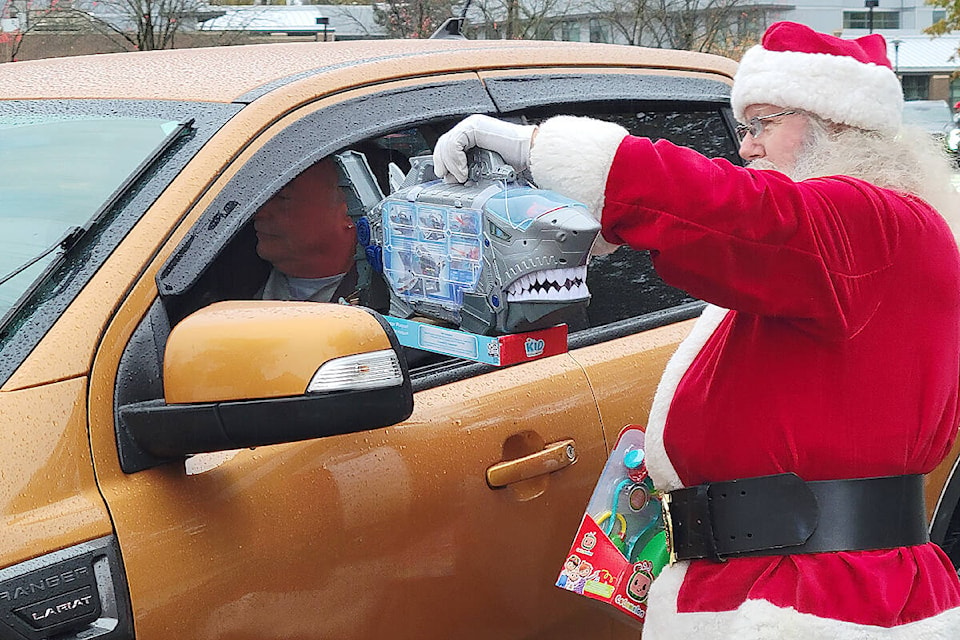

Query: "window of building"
left=532, top=21, right=556, bottom=40
left=562, top=19, right=581, bottom=42
left=843, top=10, right=900, bottom=29
left=901, top=75, right=929, bottom=101
left=589, top=18, right=610, bottom=43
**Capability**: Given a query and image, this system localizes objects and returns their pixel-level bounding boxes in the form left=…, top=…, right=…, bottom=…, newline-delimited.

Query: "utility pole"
left=892, top=37, right=902, bottom=78
left=865, top=0, right=879, bottom=33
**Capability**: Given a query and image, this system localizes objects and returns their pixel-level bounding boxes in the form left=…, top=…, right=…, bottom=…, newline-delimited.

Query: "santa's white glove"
left=433, top=114, right=536, bottom=183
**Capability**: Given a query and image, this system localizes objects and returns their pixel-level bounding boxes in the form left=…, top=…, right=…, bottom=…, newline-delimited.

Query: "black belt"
left=662, top=473, right=929, bottom=562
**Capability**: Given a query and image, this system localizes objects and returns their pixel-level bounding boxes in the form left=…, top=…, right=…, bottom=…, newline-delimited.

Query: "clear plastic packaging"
left=557, top=425, right=669, bottom=627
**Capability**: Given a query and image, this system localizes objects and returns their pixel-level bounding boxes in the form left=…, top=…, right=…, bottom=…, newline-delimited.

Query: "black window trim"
left=483, top=72, right=732, bottom=114
left=410, top=301, right=706, bottom=392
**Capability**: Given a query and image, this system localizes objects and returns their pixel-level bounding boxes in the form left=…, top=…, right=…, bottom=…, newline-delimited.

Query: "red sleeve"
left=600, top=136, right=944, bottom=337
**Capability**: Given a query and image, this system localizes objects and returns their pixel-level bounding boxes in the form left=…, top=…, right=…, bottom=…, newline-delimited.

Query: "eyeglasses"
left=736, top=110, right=797, bottom=141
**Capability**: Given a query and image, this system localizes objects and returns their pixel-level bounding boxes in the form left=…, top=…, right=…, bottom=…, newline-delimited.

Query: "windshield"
left=483, top=187, right=589, bottom=231
left=902, top=102, right=955, bottom=133
left=0, top=116, right=182, bottom=317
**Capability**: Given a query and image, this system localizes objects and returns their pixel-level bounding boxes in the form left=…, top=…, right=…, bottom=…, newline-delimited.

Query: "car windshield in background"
left=902, top=100, right=956, bottom=134
left=0, top=116, right=182, bottom=321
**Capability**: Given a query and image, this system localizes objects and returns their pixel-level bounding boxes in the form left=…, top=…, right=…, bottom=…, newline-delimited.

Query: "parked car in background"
left=2, top=35, right=960, bottom=640
left=902, top=99, right=960, bottom=161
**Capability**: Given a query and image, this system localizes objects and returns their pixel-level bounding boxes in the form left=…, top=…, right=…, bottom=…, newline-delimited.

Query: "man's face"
left=253, top=159, right=356, bottom=278
left=737, top=104, right=809, bottom=175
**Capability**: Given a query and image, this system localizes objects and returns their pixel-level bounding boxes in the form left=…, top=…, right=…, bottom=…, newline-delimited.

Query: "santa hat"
left=731, top=21, right=903, bottom=134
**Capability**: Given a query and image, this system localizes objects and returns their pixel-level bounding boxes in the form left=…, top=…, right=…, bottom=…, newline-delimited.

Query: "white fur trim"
left=645, top=304, right=729, bottom=492
left=644, top=561, right=960, bottom=640
left=731, top=45, right=903, bottom=134
left=529, top=115, right=627, bottom=228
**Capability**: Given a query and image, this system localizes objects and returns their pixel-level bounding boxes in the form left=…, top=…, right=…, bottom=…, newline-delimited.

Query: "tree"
left=1, top=0, right=131, bottom=61
left=86, top=0, right=221, bottom=50
left=926, top=0, right=958, bottom=37
left=0, top=0, right=26, bottom=59
left=373, top=0, right=458, bottom=38
left=465, top=0, right=573, bottom=40
left=0, top=0, right=219, bottom=60
left=457, top=0, right=765, bottom=49
left=588, top=0, right=767, bottom=53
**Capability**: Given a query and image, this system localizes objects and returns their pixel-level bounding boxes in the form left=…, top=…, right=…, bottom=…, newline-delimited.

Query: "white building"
left=197, top=4, right=386, bottom=41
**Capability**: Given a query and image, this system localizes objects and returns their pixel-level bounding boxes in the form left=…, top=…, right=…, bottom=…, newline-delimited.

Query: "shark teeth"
left=504, top=266, right=589, bottom=302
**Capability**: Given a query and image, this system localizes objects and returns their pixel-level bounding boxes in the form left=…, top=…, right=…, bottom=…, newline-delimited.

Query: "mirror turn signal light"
left=307, top=349, right=404, bottom=393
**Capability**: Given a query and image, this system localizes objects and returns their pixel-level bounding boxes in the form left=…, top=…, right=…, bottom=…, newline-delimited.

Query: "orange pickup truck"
left=1, top=36, right=958, bottom=640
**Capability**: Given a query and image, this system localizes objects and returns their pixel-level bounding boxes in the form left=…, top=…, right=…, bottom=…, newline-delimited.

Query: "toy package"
left=384, top=316, right=567, bottom=366
left=333, top=147, right=601, bottom=366
left=336, top=148, right=600, bottom=337
left=556, top=425, right=669, bottom=628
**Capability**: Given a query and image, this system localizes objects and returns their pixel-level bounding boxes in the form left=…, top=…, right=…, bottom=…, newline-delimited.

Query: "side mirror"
left=118, top=301, right=412, bottom=472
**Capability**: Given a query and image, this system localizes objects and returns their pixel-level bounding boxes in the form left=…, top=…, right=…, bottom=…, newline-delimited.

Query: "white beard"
left=745, top=125, right=960, bottom=237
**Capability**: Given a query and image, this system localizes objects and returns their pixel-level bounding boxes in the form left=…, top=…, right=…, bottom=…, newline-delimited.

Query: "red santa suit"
left=529, top=23, right=960, bottom=639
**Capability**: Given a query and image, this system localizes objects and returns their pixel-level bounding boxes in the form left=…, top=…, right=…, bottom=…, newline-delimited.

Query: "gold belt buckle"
left=660, top=490, right=677, bottom=565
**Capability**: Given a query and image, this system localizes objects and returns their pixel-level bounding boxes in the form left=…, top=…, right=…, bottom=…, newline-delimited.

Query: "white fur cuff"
left=645, top=561, right=960, bottom=639
left=530, top=115, right=627, bottom=226
left=645, top=304, right=729, bottom=492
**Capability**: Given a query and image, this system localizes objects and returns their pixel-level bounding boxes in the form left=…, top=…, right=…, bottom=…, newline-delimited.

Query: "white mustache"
left=746, top=158, right=785, bottom=173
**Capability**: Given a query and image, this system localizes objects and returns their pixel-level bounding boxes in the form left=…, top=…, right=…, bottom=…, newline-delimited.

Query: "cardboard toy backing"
left=556, top=425, right=669, bottom=629
left=385, top=316, right=567, bottom=366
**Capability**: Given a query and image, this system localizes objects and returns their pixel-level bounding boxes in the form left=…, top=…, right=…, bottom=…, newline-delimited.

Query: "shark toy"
left=336, top=148, right=600, bottom=336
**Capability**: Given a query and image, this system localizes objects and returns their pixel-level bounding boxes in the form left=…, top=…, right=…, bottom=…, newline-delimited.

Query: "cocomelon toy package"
left=556, top=425, right=670, bottom=628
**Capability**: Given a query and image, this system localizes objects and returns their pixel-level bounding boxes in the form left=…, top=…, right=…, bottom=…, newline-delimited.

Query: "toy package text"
left=557, top=425, right=669, bottom=628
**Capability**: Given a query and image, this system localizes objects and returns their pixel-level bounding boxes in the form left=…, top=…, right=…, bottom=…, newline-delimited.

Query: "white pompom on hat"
left=731, top=21, right=904, bottom=134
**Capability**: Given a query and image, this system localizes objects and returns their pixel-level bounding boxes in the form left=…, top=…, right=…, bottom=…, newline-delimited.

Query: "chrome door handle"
left=486, top=439, right=577, bottom=488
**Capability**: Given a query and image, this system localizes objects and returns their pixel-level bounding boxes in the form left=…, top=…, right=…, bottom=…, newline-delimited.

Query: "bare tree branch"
left=91, top=0, right=211, bottom=50
left=466, top=0, right=573, bottom=40
left=531, top=0, right=769, bottom=53
left=373, top=0, right=457, bottom=38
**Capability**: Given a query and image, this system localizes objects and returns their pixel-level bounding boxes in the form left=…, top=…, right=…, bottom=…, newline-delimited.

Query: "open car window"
left=168, top=104, right=735, bottom=367
left=149, top=70, right=738, bottom=388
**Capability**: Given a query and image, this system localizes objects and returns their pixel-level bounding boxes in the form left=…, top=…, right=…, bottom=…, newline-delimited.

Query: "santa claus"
left=435, top=20, right=960, bottom=639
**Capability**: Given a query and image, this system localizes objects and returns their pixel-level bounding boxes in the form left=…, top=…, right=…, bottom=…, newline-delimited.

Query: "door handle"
left=486, top=439, right=577, bottom=488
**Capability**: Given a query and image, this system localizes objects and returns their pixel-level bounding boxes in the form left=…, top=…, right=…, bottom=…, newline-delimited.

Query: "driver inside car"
left=253, top=157, right=360, bottom=303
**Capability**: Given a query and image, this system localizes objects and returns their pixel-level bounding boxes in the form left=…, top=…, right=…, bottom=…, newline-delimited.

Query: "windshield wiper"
left=0, top=226, right=84, bottom=287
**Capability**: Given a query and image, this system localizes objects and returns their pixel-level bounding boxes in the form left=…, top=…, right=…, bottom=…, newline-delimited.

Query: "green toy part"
left=632, top=529, right=669, bottom=578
